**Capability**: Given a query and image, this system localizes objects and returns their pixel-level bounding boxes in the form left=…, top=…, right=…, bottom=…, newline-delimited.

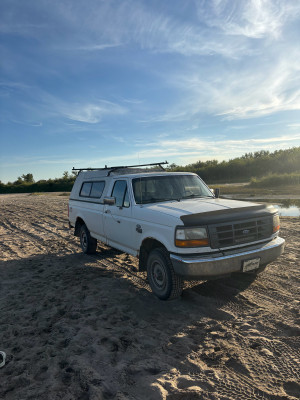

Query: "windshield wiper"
left=181, top=194, right=213, bottom=199
left=181, top=194, right=203, bottom=199
left=141, top=197, right=180, bottom=204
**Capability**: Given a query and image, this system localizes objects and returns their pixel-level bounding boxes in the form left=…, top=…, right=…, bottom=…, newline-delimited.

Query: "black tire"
left=147, top=248, right=183, bottom=300
left=79, top=224, right=97, bottom=254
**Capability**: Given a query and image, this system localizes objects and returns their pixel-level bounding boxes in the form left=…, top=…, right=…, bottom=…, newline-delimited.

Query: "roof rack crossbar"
left=72, top=167, right=109, bottom=172
left=72, top=161, right=168, bottom=174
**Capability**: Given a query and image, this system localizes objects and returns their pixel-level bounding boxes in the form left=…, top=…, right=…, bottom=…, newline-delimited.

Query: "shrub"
left=249, top=173, right=300, bottom=187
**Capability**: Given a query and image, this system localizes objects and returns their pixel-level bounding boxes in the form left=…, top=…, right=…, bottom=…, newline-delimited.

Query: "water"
left=223, top=196, right=300, bottom=217
left=258, top=199, right=300, bottom=217
left=274, top=204, right=300, bottom=217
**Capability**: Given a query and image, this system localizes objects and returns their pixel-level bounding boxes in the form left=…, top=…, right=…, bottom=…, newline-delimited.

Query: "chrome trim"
left=170, top=237, right=285, bottom=279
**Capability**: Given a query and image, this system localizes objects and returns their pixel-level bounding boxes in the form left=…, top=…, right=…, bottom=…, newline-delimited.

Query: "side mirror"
left=214, top=188, right=220, bottom=198
left=103, top=196, right=116, bottom=205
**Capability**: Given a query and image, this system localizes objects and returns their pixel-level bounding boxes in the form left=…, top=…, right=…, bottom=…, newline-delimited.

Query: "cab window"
left=112, top=180, right=130, bottom=207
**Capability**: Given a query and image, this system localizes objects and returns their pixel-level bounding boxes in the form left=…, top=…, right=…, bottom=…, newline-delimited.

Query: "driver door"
left=103, top=179, right=137, bottom=253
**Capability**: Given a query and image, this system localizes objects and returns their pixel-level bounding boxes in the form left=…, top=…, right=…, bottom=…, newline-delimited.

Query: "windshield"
left=132, top=175, right=213, bottom=204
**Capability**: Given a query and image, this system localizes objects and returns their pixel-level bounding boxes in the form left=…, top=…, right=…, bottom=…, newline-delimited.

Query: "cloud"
left=1, top=0, right=300, bottom=128
left=65, top=43, right=122, bottom=52
left=0, top=81, right=30, bottom=89
left=81, top=131, right=300, bottom=168
left=10, top=119, right=43, bottom=127
left=144, top=45, right=300, bottom=122
left=2, top=155, right=83, bottom=168
left=2, top=0, right=299, bottom=62
left=0, top=0, right=270, bottom=58
left=133, top=133, right=300, bottom=163
left=196, top=0, right=300, bottom=39
left=0, top=81, right=130, bottom=126
left=62, top=100, right=127, bottom=123
left=144, top=133, right=300, bottom=150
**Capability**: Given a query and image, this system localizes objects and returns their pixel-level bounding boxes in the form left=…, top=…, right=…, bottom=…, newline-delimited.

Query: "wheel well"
left=139, top=238, right=166, bottom=272
left=74, top=217, right=85, bottom=237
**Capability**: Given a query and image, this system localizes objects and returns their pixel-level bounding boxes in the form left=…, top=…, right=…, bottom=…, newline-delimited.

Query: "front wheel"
left=79, top=224, right=97, bottom=254
left=147, top=248, right=183, bottom=300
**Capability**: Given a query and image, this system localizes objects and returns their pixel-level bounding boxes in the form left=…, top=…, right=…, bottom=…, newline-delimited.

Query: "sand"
left=0, top=193, right=299, bottom=400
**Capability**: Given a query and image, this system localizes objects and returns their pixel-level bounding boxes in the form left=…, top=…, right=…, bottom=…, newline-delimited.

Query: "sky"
left=1, top=0, right=300, bottom=183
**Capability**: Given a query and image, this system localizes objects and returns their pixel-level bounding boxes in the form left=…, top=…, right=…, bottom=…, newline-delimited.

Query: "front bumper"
left=170, top=236, right=285, bottom=279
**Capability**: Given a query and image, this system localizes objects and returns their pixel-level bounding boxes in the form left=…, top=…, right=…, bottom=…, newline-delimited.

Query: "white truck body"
left=68, top=167, right=285, bottom=300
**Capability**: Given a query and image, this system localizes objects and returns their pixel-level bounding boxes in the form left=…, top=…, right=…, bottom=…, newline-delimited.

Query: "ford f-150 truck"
left=68, top=162, right=285, bottom=300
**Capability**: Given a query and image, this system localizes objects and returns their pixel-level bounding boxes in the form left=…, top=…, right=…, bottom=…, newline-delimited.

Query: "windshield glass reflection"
left=132, top=175, right=213, bottom=204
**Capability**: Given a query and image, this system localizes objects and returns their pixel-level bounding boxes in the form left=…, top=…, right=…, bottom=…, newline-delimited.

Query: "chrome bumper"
left=170, top=237, right=285, bottom=279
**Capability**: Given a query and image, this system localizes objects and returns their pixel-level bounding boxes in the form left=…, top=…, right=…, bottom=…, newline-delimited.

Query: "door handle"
left=105, top=210, right=111, bottom=214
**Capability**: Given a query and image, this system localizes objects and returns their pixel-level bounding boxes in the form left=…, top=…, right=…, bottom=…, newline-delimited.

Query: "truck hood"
left=143, top=198, right=276, bottom=225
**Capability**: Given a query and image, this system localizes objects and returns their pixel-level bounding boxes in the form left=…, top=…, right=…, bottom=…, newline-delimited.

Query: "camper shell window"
left=80, top=181, right=105, bottom=198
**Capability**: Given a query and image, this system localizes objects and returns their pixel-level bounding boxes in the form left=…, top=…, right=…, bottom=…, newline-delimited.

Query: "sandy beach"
left=0, top=193, right=299, bottom=400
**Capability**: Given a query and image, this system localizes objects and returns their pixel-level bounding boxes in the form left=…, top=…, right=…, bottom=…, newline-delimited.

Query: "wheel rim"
left=80, top=229, right=88, bottom=251
left=151, top=260, right=167, bottom=290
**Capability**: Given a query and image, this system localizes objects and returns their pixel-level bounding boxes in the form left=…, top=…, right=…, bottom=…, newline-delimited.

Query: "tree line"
left=0, top=171, right=77, bottom=193
left=167, top=147, right=300, bottom=183
left=0, top=147, right=299, bottom=193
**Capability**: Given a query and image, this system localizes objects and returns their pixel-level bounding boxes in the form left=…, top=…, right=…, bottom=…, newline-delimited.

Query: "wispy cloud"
left=145, top=46, right=300, bottom=121
left=2, top=155, right=83, bottom=168
left=84, top=131, right=300, bottom=167
left=196, top=0, right=300, bottom=39
left=10, top=119, right=43, bottom=127
left=0, top=81, right=30, bottom=89
left=143, top=133, right=300, bottom=149
left=0, top=0, right=271, bottom=58
left=133, top=133, right=300, bottom=163
left=2, top=1, right=300, bottom=124
left=66, top=43, right=122, bottom=52
left=62, top=100, right=128, bottom=124
left=2, top=0, right=300, bottom=56
left=1, top=0, right=300, bottom=183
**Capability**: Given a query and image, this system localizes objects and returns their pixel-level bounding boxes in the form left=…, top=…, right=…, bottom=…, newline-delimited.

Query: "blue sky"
left=1, top=0, right=300, bottom=183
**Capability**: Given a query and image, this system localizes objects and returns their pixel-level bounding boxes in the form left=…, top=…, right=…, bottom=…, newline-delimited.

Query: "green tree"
left=14, top=177, right=24, bottom=185
left=21, top=173, right=34, bottom=183
left=62, top=171, right=69, bottom=180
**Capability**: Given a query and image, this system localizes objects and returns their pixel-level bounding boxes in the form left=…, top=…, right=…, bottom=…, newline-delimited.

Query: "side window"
left=80, top=181, right=105, bottom=198
left=80, top=182, right=92, bottom=197
left=123, top=188, right=130, bottom=207
left=112, top=180, right=130, bottom=207
left=90, top=181, right=105, bottom=198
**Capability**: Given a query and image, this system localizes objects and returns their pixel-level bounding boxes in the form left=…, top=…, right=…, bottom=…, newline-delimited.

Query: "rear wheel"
left=147, top=248, right=183, bottom=300
left=79, top=224, right=97, bottom=254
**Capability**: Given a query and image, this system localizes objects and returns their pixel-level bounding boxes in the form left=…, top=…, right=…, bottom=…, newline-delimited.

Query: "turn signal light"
left=273, top=224, right=280, bottom=233
left=273, top=214, right=280, bottom=233
left=175, top=238, right=209, bottom=248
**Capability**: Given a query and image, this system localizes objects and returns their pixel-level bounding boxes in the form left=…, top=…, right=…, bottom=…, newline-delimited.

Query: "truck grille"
left=209, top=216, right=273, bottom=249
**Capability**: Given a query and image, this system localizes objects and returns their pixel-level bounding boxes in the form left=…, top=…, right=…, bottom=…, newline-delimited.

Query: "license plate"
left=242, top=257, right=260, bottom=272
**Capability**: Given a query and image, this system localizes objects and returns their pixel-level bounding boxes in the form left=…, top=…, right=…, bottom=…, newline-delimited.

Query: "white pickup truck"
left=68, top=163, right=285, bottom=300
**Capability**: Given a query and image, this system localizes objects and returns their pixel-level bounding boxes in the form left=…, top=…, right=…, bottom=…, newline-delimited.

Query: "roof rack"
left=72, top=161, right=168, bottom=176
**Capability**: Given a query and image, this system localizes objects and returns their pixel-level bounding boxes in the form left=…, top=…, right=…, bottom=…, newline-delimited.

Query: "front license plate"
left=242, top=257, right=260, bottom=272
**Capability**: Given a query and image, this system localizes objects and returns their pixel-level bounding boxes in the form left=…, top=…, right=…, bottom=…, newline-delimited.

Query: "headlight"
left=175, top=227, right=209, bottom=247
left=273, top=214, right=280, bottom=233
